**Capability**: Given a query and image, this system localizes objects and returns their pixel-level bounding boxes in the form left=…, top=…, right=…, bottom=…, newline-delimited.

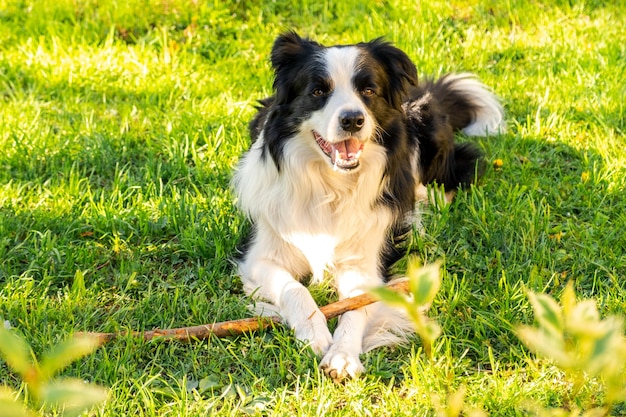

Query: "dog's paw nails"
left=321, top=365, right=341, bottom=382
left=320, top=350, right=364, bottom=383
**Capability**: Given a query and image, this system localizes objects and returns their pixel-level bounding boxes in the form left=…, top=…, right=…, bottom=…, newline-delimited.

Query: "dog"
left=232, top=32, right=504, bottom=381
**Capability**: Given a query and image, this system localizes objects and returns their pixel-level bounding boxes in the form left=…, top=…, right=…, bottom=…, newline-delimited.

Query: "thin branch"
left=78, top=280, right=409, bottom=345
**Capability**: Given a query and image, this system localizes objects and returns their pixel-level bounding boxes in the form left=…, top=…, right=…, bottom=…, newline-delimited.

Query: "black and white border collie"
left=232, top=32, right=504, bottom=381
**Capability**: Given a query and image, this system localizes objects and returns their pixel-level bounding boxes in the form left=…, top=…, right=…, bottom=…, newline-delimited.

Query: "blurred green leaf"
left=580, top=408, right=609, bottom=417
left=0, top=398, right=32, bottom=417
left=0, top=327, right=35, bottom=380
left=606, top=380, right=626, bottom=405
left=372, top=260, right=442, bottom=360
left=519, top=283, right=626, bottom=408
left=445, top=386, right=465, bottom=417
left=517, top=326, right=570, bottom=368
left=585, top=318, right=623, bottom=375
left=566, top=301, right=603, bottom=337
left=527, top=292, right=563, bottom=337
left=0, top=386, right=31, bottom=417
left=40, top=378, right=107, bottom=417
left=39, top=335, right=101, bottom=381
left=604, top=338, right=626, bottom=403
left=408, top=261, right=441, bottom=306
left=370, top=287, right=410, bottom=309
left=424, top=321, right=442, bottom=342
left=560, top=281, right=576, bottom=318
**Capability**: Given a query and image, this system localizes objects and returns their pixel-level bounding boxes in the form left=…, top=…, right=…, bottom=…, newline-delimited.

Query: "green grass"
left=1, top=0, right=625, bottom=415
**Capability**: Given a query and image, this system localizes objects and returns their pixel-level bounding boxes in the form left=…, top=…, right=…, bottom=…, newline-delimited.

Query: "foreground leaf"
left=0, top=327, right=34, bottom=380
left=369, top=286, right=411, bottom=309
left=39, top=335, right=101, bottom=381
left=0, top=398, right=32, bottom=417
left=0, top=386, right=31, bottom=417
left=527, top=292, right=563, bottom=338
left=517, top=326, right=570, bottom=368
left=408, top=261, right=441, bottom=306
left=40, top=378, right=107, bottom=417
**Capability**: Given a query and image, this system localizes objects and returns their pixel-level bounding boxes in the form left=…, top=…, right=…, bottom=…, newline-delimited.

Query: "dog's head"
left=266, top=32, right=417, bottom=172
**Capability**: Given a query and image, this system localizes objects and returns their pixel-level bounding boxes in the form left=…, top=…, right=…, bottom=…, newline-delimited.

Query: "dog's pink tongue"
left=331, top=138, right=363, bottom=161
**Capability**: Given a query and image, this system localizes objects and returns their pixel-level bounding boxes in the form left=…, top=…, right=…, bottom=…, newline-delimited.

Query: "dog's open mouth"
left=313, top=131, right=364, bottom=171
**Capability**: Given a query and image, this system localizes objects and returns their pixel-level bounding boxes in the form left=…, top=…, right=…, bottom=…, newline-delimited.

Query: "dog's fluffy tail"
left=427, top=73, right=506, bottom=136
left=405, top=73, right=505, bottom=189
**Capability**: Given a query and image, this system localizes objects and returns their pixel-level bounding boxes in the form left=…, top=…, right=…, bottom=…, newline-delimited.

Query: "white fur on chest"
left=233, top=134, right=393, bottom=281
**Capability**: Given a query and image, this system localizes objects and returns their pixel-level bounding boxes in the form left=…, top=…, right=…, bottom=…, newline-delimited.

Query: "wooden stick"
left=79, top=280, right=409, bottom=345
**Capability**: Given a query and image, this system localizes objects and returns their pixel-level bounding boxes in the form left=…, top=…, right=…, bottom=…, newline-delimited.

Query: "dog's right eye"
left=362, top=88, right=376, bottom=97
left=312, top=88, right=326, bottom=97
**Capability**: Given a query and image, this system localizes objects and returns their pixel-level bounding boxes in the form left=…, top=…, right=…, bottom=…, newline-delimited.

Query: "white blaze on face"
left=319, top=46, right=374, bottom=140
left=307, top=46, right=375, bottom=172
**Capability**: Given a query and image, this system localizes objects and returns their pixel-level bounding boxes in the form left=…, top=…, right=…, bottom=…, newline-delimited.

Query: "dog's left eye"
left=362, top=88, right=376, bottom=97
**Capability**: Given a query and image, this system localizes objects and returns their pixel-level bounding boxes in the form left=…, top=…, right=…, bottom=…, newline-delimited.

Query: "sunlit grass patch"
left=1, top=0, right=625, bottom=415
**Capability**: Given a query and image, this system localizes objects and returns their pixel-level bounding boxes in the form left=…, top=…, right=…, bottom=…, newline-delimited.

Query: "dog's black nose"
left=339, top=111, right=365, bottom=133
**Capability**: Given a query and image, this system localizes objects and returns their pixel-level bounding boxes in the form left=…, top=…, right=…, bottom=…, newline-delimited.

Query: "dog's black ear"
left=270, top=31, right=321, bottom=104
left=271, top=32, right=311, bottom=71
left=364, top=39, right=418, bottom=109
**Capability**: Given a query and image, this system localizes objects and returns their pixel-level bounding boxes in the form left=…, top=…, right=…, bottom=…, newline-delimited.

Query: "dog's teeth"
left=354, top=149, right=362, bottom=159
left=334, top=149, right=341, bottom=163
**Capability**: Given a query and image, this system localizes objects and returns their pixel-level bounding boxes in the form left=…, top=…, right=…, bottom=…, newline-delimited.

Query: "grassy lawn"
left=1, top=0, right=625, bottom=415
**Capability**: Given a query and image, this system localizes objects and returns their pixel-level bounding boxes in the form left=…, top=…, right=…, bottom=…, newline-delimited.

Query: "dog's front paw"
left=319, top=347, right=364, bottom=382
left=293, top=310, right=332, bottom=355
